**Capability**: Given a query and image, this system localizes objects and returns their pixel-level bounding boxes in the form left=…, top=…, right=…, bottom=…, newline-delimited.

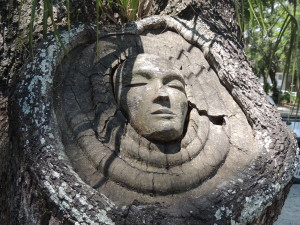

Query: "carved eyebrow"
left=121, top=70, right=151, bottom=85
left=132, top=70, right=152, bottom=80
left=163, top=74, right=185, bottom=86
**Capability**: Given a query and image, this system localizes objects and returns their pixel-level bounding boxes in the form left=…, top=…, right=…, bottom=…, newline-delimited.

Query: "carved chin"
left=144, top=125, right=182, bottom=143
left=132, top=119, right=184, bottom=143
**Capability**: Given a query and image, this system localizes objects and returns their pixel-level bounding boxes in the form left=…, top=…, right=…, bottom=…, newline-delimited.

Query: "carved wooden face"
left=114, top=54, right=188, bottom=142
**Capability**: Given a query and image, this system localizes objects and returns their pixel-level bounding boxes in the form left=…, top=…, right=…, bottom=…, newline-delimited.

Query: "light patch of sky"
left=274, top=2, right=280, bottom=8
left=274, top=27, right=281, bottom=32
left=278, top=18, right=284, bottom=22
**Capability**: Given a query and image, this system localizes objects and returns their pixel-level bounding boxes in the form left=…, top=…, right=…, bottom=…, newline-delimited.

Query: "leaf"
left=95, top=0, right=101, bottom=60
left=233, top=0, right=243, bottom=35
left=66, top=0, right=71, bottom=36
left=129, top=0, right=139, bottom=21
left=247, top=0, right=260, bottom=27
left=43, top=0, right=50, bottom=38
left=29, top=0, right=37, bottom=53
left=48, top=0, right=68, bottom=56
left=256, top=0, right=266, bottom=31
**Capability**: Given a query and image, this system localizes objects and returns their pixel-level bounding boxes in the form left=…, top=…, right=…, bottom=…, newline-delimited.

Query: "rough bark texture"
left=0, top=1, right=66, bottom=223
left=1, top=1, right=298, bottom=225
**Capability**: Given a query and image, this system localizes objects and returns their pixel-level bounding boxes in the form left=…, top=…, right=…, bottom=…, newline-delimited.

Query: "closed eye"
left=125, top=83, right=148, bottom=88
left=168, top=85, right=185, bottom=92
left=167, top=81, right=185, bottom=92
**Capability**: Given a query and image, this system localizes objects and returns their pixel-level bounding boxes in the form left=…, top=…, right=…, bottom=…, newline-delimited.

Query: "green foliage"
left=279, top=91, right=290, bottom=103
left=120, top=0, right=140, bottom=21
left=66, top=0, right=70, bottom=35
left=278, top=91, right=298, bottom=105
left=29, top=0, right=37, bottom=53
left=235, top=0, right=299, bottom=106
left=117, top=0, right=153, bottom=21
left=29, top=0, right=68, bottom=54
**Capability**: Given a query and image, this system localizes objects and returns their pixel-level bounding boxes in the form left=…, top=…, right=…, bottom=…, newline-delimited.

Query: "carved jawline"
left=92, top=108, right=230, bottom=195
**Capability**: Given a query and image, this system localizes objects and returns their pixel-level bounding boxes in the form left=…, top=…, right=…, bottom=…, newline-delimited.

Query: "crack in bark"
left=188, top=101, right=225, bottom=125
left=70, top=86, right=95, bottom=132
left=96, top=110, right=118, bottom=138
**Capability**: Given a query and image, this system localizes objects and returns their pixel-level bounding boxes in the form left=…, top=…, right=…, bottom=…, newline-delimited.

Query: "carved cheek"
left=146, top=81, right=160, bottom=102
left=180, top=95, right=188, bottom=115
left=169, top=89, right=187, bottom=115
left=126, top=89, right=145, bottom=120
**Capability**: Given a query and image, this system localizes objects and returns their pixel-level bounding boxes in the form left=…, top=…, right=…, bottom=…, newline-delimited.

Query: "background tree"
left=236, top=0, right=299, bottom=104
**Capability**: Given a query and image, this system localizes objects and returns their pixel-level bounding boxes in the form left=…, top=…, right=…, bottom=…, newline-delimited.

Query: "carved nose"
left=153, top=87, right=170, bottom=103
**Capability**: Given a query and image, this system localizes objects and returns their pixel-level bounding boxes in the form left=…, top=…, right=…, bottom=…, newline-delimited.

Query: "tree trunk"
left=1, top=1, right=298, bottom=225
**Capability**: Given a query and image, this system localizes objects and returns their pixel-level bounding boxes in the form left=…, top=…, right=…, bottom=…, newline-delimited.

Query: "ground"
left=274, top=184, right=300, bottom=225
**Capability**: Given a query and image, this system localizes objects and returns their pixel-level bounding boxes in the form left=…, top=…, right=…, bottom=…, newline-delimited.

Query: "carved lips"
left=151, top=109, right=175, bottom=119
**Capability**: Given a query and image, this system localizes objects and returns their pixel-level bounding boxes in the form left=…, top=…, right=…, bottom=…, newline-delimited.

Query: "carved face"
left=114, top=54, right=188, bottom=142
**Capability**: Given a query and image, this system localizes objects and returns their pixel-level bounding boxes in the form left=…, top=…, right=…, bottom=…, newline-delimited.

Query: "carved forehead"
left=132, top=54, right=175, bottom=71
left=121, top=53, right=184, bottom=82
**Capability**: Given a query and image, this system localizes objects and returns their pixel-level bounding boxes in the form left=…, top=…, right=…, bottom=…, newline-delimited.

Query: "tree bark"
left=1, top=0, right=298, bottom=225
